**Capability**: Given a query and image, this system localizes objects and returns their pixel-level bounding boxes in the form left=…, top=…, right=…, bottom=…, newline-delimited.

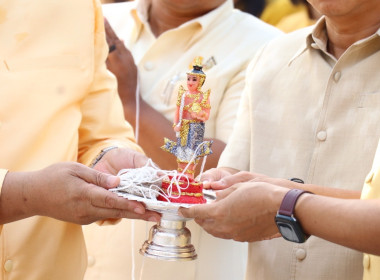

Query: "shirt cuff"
left=80, top=140, right=143, bottom=167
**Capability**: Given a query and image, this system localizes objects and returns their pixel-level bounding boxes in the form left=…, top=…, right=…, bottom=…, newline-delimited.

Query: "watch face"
left=275, top=214, right=307, bottom=243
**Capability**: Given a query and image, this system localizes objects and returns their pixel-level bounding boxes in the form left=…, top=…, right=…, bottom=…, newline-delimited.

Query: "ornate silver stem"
left=140, top=213, right=197, bottom=261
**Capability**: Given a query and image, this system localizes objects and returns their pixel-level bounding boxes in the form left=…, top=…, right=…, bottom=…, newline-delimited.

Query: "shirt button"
left=317, top=130, right=327, bottom=141
left=333, top=71, right=341, bottom=82
left=144, top=61, right=154, bottom=71
left=4, top=260, right=13, bottom=272
left=296, top=248, right=307, bottom=261
left=88, top=256, right=96, bottom=267
left=363, top=254, right=370, bottom=269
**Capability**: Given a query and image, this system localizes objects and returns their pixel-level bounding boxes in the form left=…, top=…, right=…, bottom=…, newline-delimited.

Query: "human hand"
left=1, top=162, right=161, bottom=225
left=201, top=169, right=298, bottom=191
left=179, top=182, right=287, bottom=242
left=104, top=18, right=137, bottom=104
left=198, top=167, right=238, bottom=189
left=93, top=147, right=149, bottom=175
left=202, top=170, right=268, bottom=190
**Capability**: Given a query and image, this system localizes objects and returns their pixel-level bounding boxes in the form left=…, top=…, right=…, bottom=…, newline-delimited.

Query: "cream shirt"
left=83, top=1, right=282, bottom=280
left=0, top=0, right=138, bottom=279
left=361, top=139, right=380, bottom=280
left=220, top=18, right=380, bottom=280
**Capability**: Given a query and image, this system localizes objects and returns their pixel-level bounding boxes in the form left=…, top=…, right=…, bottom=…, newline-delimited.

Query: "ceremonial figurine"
left=113, top=60, right=215, bottom=260
left=162, top=59, right=213, bottom=180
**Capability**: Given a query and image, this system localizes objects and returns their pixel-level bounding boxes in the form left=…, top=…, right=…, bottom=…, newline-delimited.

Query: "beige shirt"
left=0, top=0, right=139, bottom=279
left=220, top=18, right=380, bottom=280
left=83, top=1, right=281, bottom=280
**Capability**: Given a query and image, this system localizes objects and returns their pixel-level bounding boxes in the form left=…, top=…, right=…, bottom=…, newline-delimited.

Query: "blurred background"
left=100, top=0, right=320, bottom=33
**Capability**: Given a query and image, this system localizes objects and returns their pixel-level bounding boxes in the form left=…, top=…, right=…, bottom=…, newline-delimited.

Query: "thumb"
left=77, top=165, right=120, bottom=189
left=210, top=171, right=252, bottom=190
left=214, top=186, right=236, bottom=201
left=197, top=168, right=223, bottom=189
left=179, top=203, right=213, bottom=220
left=132, top=152, right=149, bottom=168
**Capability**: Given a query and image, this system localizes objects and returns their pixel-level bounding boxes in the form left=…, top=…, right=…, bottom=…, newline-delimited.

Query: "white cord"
left=198, top=155, right=207, bottom=181
left=135, top=73, right=140, bottom=143
left=139, top=223, right=149, bottom=280
left=132, top=70, right=139, bottom=280
left=131, top=220, right=136, bottom=280
left=178, top=141, right=209, bottom=176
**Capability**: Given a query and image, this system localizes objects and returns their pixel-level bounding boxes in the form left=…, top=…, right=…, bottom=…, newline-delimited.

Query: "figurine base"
left=139, top=213, right=197, bottom=261
left=158, top=175, right=206, bottom=204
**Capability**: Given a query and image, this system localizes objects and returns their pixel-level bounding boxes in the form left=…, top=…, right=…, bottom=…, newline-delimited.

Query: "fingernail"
left=219, top=180, right=226, bottom=187
left=107, top=175, right=119, bottom=187
left=134, top=207, right=145, bottom=215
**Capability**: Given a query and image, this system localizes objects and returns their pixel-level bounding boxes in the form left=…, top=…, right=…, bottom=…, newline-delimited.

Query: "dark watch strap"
left=278, top=189, right=311, bottom=216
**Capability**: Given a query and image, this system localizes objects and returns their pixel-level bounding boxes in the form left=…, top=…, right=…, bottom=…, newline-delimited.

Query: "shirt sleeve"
left=213, top=67, right=247, bottom=144
left=217, top=78, right=251, bottom=171
left=0, top=169, right=9, bottom=232
left=77, top=0, right=142, bottom=166
left=217, top=47, right=265, bottom=171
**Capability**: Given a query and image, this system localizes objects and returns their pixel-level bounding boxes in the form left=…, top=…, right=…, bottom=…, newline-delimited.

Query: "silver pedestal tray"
left=112, top=189, right=216, bottom=261
left=140, top=211, right=196, bottom=261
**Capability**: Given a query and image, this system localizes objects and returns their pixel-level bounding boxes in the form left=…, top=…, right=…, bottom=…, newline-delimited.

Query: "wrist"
left=275, top=189, right=313, bottom=243
left=271, top=186, right=289, bottom=216
left=273, top=186, right=289, bottom=206
left=1, top=171, right=36, bottom=223
left=294, top=192, right=314, bottom=231
left=90, top=146, right=119, bottom=168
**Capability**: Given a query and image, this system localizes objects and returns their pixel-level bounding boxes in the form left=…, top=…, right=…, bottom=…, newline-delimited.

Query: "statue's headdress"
left=187, top=57, right=206, bottom=88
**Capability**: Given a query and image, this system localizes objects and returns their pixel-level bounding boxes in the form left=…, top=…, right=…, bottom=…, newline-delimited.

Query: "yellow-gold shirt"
left=361, top=139, right=380, bottom=280
left=260, top=0, right=304, bottom=26
left=0, top=0, right=139, bottom=279
left=276, top=8, right=316, bottom=33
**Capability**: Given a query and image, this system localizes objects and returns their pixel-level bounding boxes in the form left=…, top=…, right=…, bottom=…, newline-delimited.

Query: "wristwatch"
left=275, top=189, right=311, bottom=243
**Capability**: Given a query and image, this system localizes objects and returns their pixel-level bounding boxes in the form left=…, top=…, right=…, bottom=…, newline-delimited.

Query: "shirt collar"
left=128, top=0, right=147, bottom=43
left=190, top=0, right=233, bottom=32
left=289, top=16, right=380, bottom=65
left=130, top=0, right=233, bottom=42
left=288, top=17, right=326, bottom=65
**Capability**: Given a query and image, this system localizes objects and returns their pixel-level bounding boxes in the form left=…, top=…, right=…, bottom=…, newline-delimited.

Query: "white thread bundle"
left=110, top=160, right=188, bottom=202
left=111, top=144, right=208, bottom=202
left=114, top=160, right=164, bottom=200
